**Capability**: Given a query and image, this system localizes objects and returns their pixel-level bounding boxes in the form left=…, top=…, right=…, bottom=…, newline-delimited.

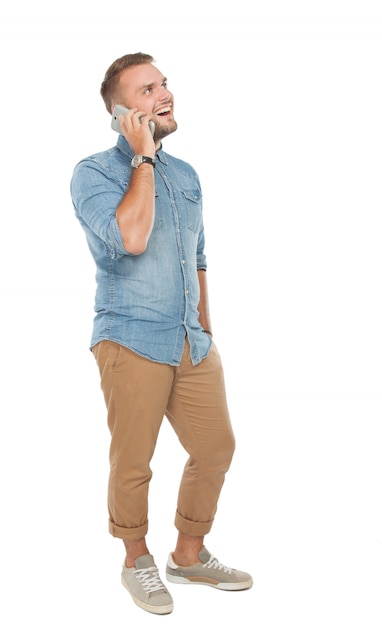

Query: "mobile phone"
left=111, top=104, right=155, bottom=136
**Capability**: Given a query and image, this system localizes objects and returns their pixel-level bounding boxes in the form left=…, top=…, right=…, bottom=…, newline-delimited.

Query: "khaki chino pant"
left=92, top=339, right=235, bottom=540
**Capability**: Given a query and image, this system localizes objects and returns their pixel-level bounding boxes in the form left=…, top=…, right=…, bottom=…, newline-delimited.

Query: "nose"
left=160, top=86, right=172, bottom=101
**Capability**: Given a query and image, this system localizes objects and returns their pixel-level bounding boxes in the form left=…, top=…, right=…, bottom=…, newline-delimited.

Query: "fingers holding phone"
left=111, top=104, right=155, bottom=137
left=111, top=105, right=155, bottom=156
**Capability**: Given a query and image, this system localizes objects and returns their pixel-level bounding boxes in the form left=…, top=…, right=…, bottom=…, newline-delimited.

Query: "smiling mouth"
left=156, top=105, right=172, bottom=117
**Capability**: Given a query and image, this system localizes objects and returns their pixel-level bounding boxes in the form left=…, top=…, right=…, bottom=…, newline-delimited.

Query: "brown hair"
left=100, top=52, right=154, bottom=113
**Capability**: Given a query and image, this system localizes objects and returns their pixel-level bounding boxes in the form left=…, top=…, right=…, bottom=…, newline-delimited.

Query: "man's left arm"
left=197, top=269, right=212, bottom=337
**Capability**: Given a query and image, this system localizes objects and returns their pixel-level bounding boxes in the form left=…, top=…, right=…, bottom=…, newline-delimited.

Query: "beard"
left=153, top=118, right=178, bottom=142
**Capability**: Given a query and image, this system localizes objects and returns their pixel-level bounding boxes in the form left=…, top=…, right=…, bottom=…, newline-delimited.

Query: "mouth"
left=155, top=105, right=172, bottom=118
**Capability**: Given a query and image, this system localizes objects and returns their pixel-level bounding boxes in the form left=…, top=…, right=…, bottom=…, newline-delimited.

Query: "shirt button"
left=182, top=259, right=186, bottom=264
left=185, top=289, right=189, bottom=295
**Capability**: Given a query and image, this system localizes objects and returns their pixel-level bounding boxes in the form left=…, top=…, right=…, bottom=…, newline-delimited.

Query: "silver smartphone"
left=111, top=104, right=155, bottom=136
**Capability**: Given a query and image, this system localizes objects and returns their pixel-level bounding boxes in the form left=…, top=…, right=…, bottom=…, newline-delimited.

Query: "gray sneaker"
left=121, top=554, right=174, bottom=614
left=166, top=546, right=253, bottom=591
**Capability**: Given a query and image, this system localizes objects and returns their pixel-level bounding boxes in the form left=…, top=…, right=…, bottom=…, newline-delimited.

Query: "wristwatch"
left=131, top=155, right=156, bottom=168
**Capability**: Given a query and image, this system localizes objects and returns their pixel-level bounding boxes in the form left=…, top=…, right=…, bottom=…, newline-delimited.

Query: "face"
left=114, top=63, right=177, bottom=141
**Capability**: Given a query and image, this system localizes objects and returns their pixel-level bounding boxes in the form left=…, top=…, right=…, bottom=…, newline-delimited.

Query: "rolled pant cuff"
left=109, top=519, right=148, bottom=540
left=175, top=511, right=213, bottom=536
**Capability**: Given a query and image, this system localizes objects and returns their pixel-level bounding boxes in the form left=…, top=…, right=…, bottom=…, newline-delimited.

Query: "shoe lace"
left=135, top=566, right=167, bottom=593
left=203, top=554, right=232, bottom=574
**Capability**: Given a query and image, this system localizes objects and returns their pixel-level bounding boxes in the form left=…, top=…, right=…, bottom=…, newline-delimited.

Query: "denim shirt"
left=70, top=134, right=212, bottom=365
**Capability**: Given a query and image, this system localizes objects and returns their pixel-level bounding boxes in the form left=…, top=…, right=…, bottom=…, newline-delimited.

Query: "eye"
left=162, top=80, right=168, bottom=89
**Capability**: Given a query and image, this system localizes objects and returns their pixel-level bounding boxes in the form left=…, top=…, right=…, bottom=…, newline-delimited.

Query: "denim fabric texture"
left=70, top=134, right=212, bottom=365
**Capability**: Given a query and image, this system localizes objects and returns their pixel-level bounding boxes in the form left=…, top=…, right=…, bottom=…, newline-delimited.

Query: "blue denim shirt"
left=70, top=134, right=212, bottom=365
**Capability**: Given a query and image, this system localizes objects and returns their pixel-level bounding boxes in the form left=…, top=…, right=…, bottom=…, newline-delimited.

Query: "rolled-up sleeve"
left=70, top=159, right=129, bottom=256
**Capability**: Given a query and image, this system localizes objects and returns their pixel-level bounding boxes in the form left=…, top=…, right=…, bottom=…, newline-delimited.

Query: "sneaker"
left=166, top=546, right=253, bottom=591
left=121, top=554, right=174, bottom=614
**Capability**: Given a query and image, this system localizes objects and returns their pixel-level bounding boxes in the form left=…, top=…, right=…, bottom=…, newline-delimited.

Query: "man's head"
left=100, top=52, right=177, bottom=141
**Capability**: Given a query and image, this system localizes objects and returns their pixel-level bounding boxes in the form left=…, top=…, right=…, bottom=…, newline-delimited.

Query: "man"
left=70, top=52, right=252, bottom=615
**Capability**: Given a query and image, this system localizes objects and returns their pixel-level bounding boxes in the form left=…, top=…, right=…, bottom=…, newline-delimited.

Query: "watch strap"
left=132, top=155, right=156, bottom=168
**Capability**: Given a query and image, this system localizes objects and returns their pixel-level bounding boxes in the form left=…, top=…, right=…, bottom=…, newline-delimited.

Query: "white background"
left=1, top=2, right=381, bottom=624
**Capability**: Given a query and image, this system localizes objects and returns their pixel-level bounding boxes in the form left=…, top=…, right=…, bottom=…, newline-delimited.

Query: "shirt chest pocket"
left=181, top=188, right=203, bottom=233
